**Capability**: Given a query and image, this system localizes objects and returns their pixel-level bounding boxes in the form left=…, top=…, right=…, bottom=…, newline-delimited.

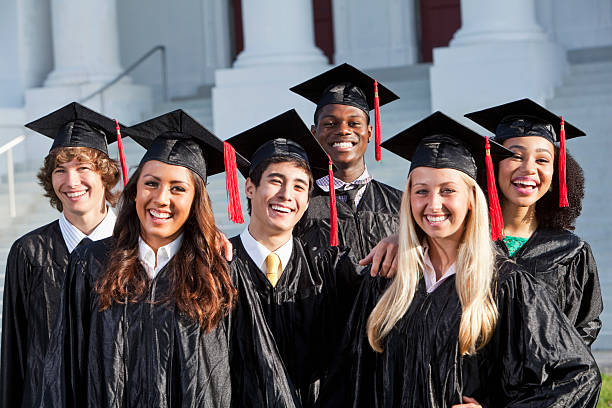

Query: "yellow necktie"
left=265, top=253, right=281, bottom=287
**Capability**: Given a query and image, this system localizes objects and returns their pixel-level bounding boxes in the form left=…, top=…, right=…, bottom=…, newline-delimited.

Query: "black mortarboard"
left=382, top=111, right=513, bottom=240
left=464, top=98, right=584, bottom=208
left=226, top=109, right=331, bottom=180
left=382, top=111, right=512, bottom=181
left=464, top=98, right=585, bottom=144
left=25, top=102, right=123, bottom=156
left=290, top=63, right=400, bottom=162
left=129, top=110, right=250, bottom=223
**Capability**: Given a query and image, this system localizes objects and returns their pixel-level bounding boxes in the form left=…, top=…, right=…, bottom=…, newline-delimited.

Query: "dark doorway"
left=231, top=0, right=334, bottom=63
left=419, top=0, right=461, bottom=62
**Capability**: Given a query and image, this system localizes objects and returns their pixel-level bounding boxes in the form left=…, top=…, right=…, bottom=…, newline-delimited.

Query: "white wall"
left=536, top=0, right=612, bottom=50
left=116, top=0, right=232, bottom=102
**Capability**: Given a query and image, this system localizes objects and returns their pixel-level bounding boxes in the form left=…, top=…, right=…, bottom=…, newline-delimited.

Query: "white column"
left=451, top=0, right=547, bottom=45
left=44, top=0, right=124, bottom=86
left=213, top=0, right=329, bottom=138
left=233, top=0, right=327, bottom=68
left=430, top=0, right=568, bottom=121
left=333, top=0, right=418, bottom=69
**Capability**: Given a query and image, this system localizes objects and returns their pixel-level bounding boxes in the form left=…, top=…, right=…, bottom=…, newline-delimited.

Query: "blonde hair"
left=367, top=171, right=498, bottom=355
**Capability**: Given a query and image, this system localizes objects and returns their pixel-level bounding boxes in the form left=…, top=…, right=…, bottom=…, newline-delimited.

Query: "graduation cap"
left=25, top=102, right=130, bottom=185
left=381, top=111, right=513, bottom=240
left=290, top=63, right=400, bottom=162
left=465, top=98, right=585, bottom=207
left=226, top=109, right=340, bottom=246
left=129, top=110, right=250, bottom=224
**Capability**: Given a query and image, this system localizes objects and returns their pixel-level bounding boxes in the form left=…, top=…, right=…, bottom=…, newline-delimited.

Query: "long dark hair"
left=96, top=164, right=236, bottom=332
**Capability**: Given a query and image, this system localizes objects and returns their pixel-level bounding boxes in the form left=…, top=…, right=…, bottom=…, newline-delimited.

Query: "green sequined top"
left=503, top=236, right=529, bottom=257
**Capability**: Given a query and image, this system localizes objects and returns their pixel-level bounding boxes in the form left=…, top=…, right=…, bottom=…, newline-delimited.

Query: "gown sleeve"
left=565, top=242, right=602, bottom=346
left=0, top=242, right=30, bottom=407
left=480, top=260, right=601, bottom=408
left=39, top=249, right=94, bottom=408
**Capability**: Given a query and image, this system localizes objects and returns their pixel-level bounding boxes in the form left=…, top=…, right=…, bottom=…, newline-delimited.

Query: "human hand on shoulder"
left=359, top=234, right=398, bottom=278
left=452, top=396, right=481, bottom=408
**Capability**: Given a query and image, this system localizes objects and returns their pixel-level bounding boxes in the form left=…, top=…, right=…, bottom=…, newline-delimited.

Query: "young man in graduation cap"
left=290, top=63, right=402, bottom=269
left=0, top=102, right=126, bottom=407
left=226, top=109, right=382, bottom=407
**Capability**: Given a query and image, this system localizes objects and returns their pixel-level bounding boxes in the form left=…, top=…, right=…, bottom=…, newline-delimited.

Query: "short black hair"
left=246, top=156, right=315, bottom=215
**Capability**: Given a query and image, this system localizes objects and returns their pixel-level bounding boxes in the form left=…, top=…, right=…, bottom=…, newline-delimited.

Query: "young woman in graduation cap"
left=40, top=110, right=248, bottom=407
left=465, top=98, right=602, bottom=347
left=316, top=112, right=600, bottom=408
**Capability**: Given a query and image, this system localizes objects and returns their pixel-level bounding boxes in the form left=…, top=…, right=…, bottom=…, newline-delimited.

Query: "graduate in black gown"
left=225, top=110, right=369, bottom=407
left=290, top=64, right=403, bottom=259
left=317, top=112, right=601, bottom=408
left=0, top=103, right=124, bottom=408
left=466, top=99, right=602, bottom=346
left=39, top=110, right=248, bottom=407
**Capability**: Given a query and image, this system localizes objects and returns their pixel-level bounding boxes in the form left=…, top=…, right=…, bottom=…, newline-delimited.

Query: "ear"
left=367, top=123, right=373, bottom=143
left=245, top=177, right=256, bottom=199
left=310, top=124, right=317, bottom=138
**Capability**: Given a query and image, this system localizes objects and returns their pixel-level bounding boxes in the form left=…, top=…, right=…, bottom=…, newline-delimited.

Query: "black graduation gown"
left=40, top=238, right=232, bottom=408
left=318, top=256, right=601, bottom=408
left=1, top=220, right=69, bottom=408
left=228, top=236, right=365, bottom=407
left=497, top=227, right=602, bottom=346
left=294, top=180, right=402, bottom=258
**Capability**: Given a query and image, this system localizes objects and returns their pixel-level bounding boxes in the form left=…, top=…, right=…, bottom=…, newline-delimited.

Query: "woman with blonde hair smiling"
left=317, top=112, right=600, bottom=408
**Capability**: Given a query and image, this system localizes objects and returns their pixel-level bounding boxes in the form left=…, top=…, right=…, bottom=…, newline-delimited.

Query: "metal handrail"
left=79, top=45, right=168, bottom=104
left=0, top=135, right=26, bottom=218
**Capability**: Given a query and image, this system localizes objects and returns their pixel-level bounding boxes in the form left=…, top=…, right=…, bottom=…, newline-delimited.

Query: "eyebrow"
left=267, top=172, right=309, bottom=186
left=141, top=174, right=191, bottom=184
left=507, top=145, right=553, bottom=155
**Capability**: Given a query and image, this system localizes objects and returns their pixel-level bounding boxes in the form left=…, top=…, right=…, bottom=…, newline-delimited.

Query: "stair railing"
left=0, top=135, right=26, bottom=218
left=79, top=45, right=168, bottom=105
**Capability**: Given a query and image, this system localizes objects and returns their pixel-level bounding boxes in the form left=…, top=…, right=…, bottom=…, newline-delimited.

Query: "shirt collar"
left=239, top=227, right=293, bottom=274
left=59, top=208, right=117, bottom=253
left=315, top=166, right=372, bottom=192
left=138, top=233, right=184, bottom=280
left=422, top=242, right=457, bottom=293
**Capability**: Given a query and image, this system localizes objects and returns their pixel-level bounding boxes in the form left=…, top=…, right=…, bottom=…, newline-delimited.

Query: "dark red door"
left=419, top=0, right=461, bottom=62
left=231, top=0, right=334, bottom=64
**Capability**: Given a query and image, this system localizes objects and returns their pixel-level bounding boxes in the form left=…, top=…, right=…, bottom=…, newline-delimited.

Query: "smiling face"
left=246, top=161, right=310, bottom=239
left=135, top=160, right=196, bottom=252
left=52, top=158, right=107, bottom=221
left=312, top=104, right=372, bottom=172
left=498, top=136, right=555, bottom=209
left=410, top=167, right=472, bottom=244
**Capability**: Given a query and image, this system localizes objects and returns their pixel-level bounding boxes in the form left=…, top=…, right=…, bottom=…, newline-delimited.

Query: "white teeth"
left=332, top=142, right=353, bottom=149
left=271, top=205, right=291, bottom=213
left=66, top=191, right=86, bottom=198
left=149, top=209, right=171, bottom=219
left=514, top=180, right=536, bottom=187
left=427, top=215, right=448, bottom=223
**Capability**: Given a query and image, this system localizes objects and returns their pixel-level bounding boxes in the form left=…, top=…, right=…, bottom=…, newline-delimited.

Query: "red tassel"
left=328, top=156, right=338, bottom=246
left=485, top=137, right=504, bottom=240
left=558, top=117, right=569, bottom=208
left=114, top=119, right=128, bottom=187
left=374, top=80, right=382, bottom=162
left=223, top=142, right=244, bottom=224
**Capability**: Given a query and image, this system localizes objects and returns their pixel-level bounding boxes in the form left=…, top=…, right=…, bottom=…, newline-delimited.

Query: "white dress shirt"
left=138, top=233, right=184, bottom=280
left=422, top=243, right=457, bottom=293
left=315, top=167, right=372, bottom=207
left=239, top=228, right=293, bottom=274
left=59, top=208, right=117, bottom=253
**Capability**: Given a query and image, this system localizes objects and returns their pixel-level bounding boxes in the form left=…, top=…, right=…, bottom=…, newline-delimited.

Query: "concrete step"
left=570, top=60, right=612, bottom=75
left=149, top=97, right=213, bottom=129
left=563, top=71, right=612, bottom=87
left=547, top=93, right=612, bottom=110
left=555, top=81, right=612, bottom=98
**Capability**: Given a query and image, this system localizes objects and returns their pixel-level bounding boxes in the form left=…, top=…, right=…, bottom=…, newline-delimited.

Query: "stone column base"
left=212, top=63, right=330, bottom=137
left=430, top=40, right=568, bottom=121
